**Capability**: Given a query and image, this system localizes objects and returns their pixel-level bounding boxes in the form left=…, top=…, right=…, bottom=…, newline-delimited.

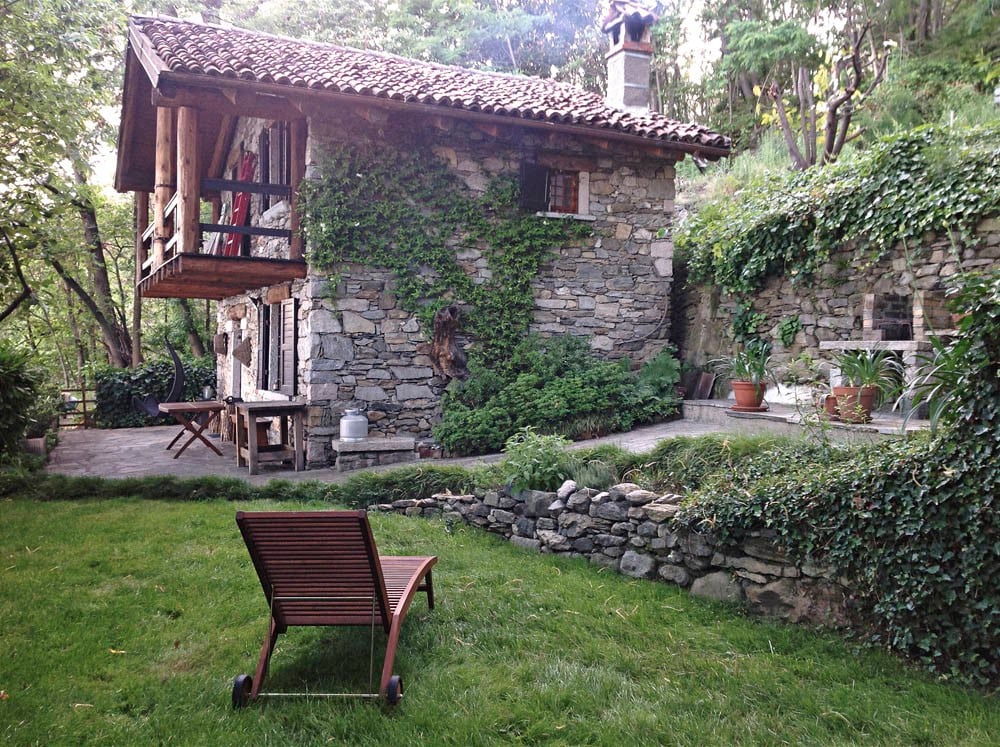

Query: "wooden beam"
left=289, top=119, right=307, bottom=261
left=176, top=106, right=200, bottom=255
left=208, top=114, right=236, bottom=180
left=151, top=86, right=302, bottom=121
left=153, top=106, right=175, bottom=267
left=133, top=191, right=149, bottom=367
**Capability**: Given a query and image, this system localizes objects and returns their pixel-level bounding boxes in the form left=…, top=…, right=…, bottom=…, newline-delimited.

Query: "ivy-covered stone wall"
left=214, top=108, right=682, bottom=465
left=677, top=217, right=1000, bottom=377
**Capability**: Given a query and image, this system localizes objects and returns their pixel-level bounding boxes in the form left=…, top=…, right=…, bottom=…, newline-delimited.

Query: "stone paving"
left=45, top=419, right=727, bottom=487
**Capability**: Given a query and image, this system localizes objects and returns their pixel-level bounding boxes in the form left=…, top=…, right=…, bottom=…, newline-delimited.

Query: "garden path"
left=45, top=418, right=726, bottom=487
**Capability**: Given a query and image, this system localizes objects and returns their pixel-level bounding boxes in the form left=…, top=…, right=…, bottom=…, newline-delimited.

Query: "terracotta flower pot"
left=824, top=394, right=839, bottom=418
left=730, top=380, right=767, bottom=411
left=832, top=385, right=877, bottom=423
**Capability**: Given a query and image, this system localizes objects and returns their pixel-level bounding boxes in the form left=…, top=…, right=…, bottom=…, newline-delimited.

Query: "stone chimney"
left=602, top=1, right=659, bottom=113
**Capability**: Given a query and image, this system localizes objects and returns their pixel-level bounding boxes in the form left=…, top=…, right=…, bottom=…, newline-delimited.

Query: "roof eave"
left=155, top=69, right=730, bottom=162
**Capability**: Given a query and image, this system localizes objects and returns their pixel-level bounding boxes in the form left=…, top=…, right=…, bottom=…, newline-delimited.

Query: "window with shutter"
left=258, top=298, right=297, bottom=396
left=277, top=298, right=297, bottom=396
left=519, top=162, right=589, bottom=216
left=519, top=162, right=549, bottom=212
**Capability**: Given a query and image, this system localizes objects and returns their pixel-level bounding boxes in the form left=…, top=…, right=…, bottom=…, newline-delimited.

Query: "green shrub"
left=0, top=342, right=44, bottom=456
left=93, top=356, right=216, bottom=428
left=679, top=270, right=1000, bottom=689
left=434, top=335, right=680, bottom=455
left=677, top=124, right=1000, bottom=299
left=501, top=427, right=574, bottom=492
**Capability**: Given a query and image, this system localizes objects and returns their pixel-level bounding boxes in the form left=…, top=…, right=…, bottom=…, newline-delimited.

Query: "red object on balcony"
left=222, top=152, right=257, bottom=257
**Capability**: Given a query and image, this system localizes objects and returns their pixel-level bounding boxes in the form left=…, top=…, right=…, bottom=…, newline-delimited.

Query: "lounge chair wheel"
left=232, top=674, right=252, bottom=709
left=386, top=675, right=403, bottom=706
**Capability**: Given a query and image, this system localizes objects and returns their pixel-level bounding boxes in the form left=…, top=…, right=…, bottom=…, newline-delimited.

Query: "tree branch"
left=0, top=228, right=34, bottom=324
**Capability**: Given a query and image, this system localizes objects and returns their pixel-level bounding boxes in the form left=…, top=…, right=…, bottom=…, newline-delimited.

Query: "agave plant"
left=711, top=339, right=776, bottom=386
left=834, top=348, right=902, bottom=395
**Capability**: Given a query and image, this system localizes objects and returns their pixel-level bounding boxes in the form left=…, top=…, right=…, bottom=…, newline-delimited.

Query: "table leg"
left=247, top=414, right=259, bottom=475
left=174, top=412, right=223, bottom=458
left=293, top=411, right=304, bottom=472
left=235, top=412, right=245, bottom=467
left=166, top=425, right=188, bottom=450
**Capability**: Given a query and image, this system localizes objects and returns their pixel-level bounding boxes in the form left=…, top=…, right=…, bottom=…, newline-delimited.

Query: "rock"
left=594, top=533, right=626, bottom=547
left=523, top=490, right=556, bottom=518
left=572, top=537, right=595, bottom=553
left=537, top=530, right=569, bottom=551
left=620, top=551, right=657, bottom=579
left=510, top=536, right=542, bottom=553
left=741, top=536, right=789, bottom=563
left=566, top=490, right=592, bottom=514
left=556, top=480, right=578, bottom=499
left=726, top=555, right=798, bottom=578
left=547, top=499, right=566, bottom=515
left=690, top=571, right=743, bottom=603
left=658, top=565, right=691, bottom=586
left=490, top=509, right=517, bottom=524
left=608, top=483, right=642, bottom=500
left=626, top=489, right=658, bottom=505
left=636, top=521, right=658, bottom=538
left=342, top=310, right=376, bottom=334
left=643, top=502, right=680, bottom=522
left=744, top=579, right=847, bottom=625
left=592, top=501, right=628, bottom=522
left=681, top=532, right=715, bottom=558
left=589, top=491, right=611, bottom=505
left=515, top=517, right=536, bottom=537
left=590, top=554, right=619, bottom=571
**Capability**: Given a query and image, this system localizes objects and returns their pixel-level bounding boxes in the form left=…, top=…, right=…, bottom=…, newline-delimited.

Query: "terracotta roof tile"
left=132, top=16, right=730, bottom=153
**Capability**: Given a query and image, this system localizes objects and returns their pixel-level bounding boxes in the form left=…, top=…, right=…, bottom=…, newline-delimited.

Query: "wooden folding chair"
left=232, top=510, right=437, bottom=708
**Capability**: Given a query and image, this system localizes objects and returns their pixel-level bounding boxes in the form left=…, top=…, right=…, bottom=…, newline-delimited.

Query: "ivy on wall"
left=677, top=270, right=1000, bottom=689
left=299, top=141, right=589, bottom=362
left=677, top=124, right=1000, bottom=299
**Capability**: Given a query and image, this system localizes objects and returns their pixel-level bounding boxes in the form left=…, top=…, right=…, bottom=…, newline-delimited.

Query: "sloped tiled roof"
left=130, top=16, right=730, bottom=154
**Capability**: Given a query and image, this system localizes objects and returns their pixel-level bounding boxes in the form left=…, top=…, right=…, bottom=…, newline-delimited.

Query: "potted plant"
left=832, top=348, right=902, bottom=423
left=711, top=339, right=776, bottom=412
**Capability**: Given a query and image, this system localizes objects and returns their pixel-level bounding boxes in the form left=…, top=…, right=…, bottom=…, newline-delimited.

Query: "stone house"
left=114, top=13, right=729, bottom=466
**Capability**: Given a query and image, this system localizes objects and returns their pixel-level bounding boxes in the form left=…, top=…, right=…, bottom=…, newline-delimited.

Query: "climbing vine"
left=677, top=124, right=1000, bottom=299
left=299, top=141, right=589, bottom=362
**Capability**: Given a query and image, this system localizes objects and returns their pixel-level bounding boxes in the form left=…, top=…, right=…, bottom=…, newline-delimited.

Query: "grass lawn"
left=1, top=497, right=997, bottom=746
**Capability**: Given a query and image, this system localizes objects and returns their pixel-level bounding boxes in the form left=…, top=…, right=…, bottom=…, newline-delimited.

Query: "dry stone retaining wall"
left=373, top=480, right=848, bottom=625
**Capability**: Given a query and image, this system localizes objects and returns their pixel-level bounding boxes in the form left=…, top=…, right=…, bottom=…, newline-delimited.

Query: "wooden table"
left=158, top=401, right=225, bottom=459
left=234, top=401, right=306, bottom=475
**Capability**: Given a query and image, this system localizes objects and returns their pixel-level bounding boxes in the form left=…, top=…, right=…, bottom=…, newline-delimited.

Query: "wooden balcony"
left=136, top=177, right=307, bottom=300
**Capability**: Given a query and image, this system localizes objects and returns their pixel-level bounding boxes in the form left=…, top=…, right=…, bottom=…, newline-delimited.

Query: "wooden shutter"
left=278, top=298, right=297, bottom=396
left=519, top=162, right=549, bottom=212
left=258, top=303, right=270, bottom=389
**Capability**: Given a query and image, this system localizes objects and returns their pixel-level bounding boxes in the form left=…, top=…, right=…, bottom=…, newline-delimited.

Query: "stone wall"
left=214, top=107, right=683, bottom=464
left=373, top=481, right=848, bottom=626
left=677, top=217, right=1000, bottom=379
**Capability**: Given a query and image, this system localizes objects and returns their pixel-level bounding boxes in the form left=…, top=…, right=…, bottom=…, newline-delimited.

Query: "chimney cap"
left=602, top=0, right=660, bottom=43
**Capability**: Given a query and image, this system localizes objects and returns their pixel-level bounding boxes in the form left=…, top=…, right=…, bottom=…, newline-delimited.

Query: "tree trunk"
left=770, top=83, right=809, bottom=170
left=177, top=298, right=207, bottom=357
left=50, top=258, right=130, bottom=368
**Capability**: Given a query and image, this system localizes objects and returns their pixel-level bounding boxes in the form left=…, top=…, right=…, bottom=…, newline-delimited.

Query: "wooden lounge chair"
left=232, top=510, right=437, bottom=708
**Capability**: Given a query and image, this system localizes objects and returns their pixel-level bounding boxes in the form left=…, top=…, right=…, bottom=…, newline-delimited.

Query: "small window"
left=519, top=162, right=589, bottom=216
left=258, top=298, right=297, bottom=396
left=259, top=122, right=290, bottom=210
left=547, top=170, right=579, bottom=214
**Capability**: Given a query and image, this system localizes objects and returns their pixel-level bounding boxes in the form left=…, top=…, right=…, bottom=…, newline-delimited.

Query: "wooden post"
left=153, top=106, right=175, bottom=267
left=288, top=119, right=307, bottom=260
left=133, top=191, right=149, bottom=366
left=176, top=106, right=200, bottom=255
